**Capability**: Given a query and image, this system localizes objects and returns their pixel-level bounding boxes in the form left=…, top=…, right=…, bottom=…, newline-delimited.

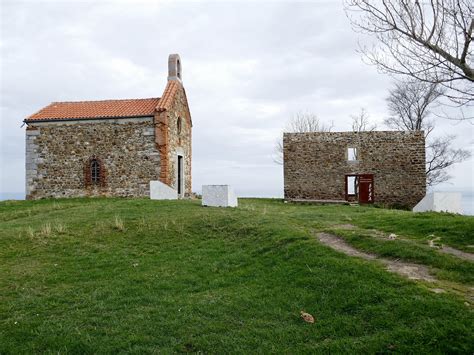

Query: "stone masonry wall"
left=283, top=131, right=426, bottom=208
left=25, top=118, right=160, bottom=199
left=166, top=86, right=192, bottom=196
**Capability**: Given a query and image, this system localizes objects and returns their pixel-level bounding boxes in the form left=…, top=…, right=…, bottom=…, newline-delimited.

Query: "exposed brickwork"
left=161, top=83, right=192, bottom=196
left=153, top=81, right=192, bottom=195
left=283, top=131, right=426, bottom=208
left=155, top=110, right=169, bottom=185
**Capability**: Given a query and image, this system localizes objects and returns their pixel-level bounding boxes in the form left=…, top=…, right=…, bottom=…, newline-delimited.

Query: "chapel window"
left=177, top=117, right=182, bottom=135
left=90, top=159, right=100, bottom=184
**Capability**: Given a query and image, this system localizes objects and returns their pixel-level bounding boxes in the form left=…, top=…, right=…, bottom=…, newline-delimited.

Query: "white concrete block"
left=150, top=180, right=178, bottom=200
left=413, top=192, right=462, bottom=214
left=202, top=185, right=238, bottom=207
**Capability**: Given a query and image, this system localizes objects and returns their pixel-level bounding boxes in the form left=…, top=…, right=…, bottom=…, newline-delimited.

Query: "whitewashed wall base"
left=150, top=181, right=178, bottom=200
left=413, top=192, right=462, bottom=214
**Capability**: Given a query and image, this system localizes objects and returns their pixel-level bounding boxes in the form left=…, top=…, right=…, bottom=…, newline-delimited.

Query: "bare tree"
left=274, top=112, right=334, bottom=165
left=385, top=80, right=444, bottom=136
left=426, top=135, right=471, bottom=185
left=283, top=112, right=334, bottom=133
left=385, top=79, right=471, bottom=186
left=351, top=108, right=377, bottom=131
left=345, top=0, right=474, bottom=107
left=349, top=108, right=377, bottom=160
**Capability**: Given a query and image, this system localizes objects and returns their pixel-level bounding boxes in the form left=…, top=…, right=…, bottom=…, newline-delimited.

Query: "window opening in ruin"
left=91, top=159, right=100, bottom=184
left=348, top=147, right=358, bottom=161
left=346, top=174, right=374, bottom=203
left=347, top=175, right=358, bottom=196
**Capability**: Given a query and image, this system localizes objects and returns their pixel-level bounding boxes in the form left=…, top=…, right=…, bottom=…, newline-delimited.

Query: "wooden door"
left=358, top=174, right=374, bottom=203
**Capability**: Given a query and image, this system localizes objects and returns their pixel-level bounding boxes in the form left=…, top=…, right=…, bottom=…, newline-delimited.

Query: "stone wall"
left=283, top=131, right=426, bottom=208
left=25, top=118, right=160, bottom=199
left=165, top=85, right=192, bottom=196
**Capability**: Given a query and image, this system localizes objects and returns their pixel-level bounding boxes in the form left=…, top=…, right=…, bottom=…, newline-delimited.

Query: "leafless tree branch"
left=345, top=0, right=474, bottom=108
left=426, top=135, right=471, bottom=185
left=384, top=79, right=471, bottom=186
left=274, top=112, right=334, bottom=165
left=351, top=108, right=377, bottom=131
left=385, top=79, right=443, bottom=136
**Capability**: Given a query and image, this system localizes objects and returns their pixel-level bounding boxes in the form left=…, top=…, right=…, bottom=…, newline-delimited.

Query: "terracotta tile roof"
left=156, top=81, right=180, bottom=112
left=25, top=98, right=161, bottom=121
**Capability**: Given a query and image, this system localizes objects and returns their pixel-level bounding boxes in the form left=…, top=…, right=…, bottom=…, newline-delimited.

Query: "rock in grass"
left=428, top=236, right=442, bottom=249
left=300, top=311, right=315, bottom=324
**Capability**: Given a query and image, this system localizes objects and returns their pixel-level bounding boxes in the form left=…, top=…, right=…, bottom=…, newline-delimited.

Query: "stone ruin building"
left=24, top=54, right=192, bottom=199
left=283, top=131, right=426, bottom=208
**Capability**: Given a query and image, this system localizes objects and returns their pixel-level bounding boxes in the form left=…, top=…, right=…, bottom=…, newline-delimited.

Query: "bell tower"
left=167, top=54, right=182, bottom=82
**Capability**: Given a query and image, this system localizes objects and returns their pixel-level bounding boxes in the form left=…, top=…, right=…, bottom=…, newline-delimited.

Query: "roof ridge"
left=50, top=97, right=160, bottom=104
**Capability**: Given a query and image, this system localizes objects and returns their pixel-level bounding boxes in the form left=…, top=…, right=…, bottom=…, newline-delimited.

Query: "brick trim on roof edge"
left=154, top=80, right=192, bottom=187
left=154, top=110, right=169, bottom=185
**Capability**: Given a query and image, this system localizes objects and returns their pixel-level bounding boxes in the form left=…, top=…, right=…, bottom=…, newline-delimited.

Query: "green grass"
left=0, top=198, right=473, bottom=353
left=327, top=228, right=474, bottom=285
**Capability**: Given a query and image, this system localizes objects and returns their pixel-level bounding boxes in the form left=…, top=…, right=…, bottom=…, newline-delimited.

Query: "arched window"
left=90, top=159, right=100, bottom=184
left=84, top=156, right=106, bottom=188
left=177, top=117, right=182, bottom=135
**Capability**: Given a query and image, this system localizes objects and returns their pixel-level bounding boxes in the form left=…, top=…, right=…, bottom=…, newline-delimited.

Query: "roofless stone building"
left=24, top=54, right=192, bottom=199
left=283, top=131, right=426, bottom=208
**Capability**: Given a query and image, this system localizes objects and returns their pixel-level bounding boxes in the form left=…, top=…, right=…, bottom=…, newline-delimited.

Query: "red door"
left=358, top=174, right=374, bottom=203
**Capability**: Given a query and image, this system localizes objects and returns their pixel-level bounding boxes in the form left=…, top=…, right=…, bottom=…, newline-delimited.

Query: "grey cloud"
left=1, top=0, right=472, bottom=197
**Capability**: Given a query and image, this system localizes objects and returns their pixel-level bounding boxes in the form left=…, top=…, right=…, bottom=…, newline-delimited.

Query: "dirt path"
left=439, top=246, right=474, bottom=262
left=317, top=232, right=436, bottom=282
left=318, top=232, right=376, bottom=260
left=333, top=224, right=474, bottom=263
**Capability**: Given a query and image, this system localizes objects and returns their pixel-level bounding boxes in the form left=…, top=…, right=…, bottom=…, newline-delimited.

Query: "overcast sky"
left=1, top=0, right=473, bottom=198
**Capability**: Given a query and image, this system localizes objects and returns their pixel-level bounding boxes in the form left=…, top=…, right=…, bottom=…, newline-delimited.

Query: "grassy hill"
left=1, top=198, right=473, bottom=353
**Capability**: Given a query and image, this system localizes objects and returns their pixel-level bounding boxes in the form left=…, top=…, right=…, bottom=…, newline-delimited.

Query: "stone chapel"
left=24, top=54, right=192, bottom=199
